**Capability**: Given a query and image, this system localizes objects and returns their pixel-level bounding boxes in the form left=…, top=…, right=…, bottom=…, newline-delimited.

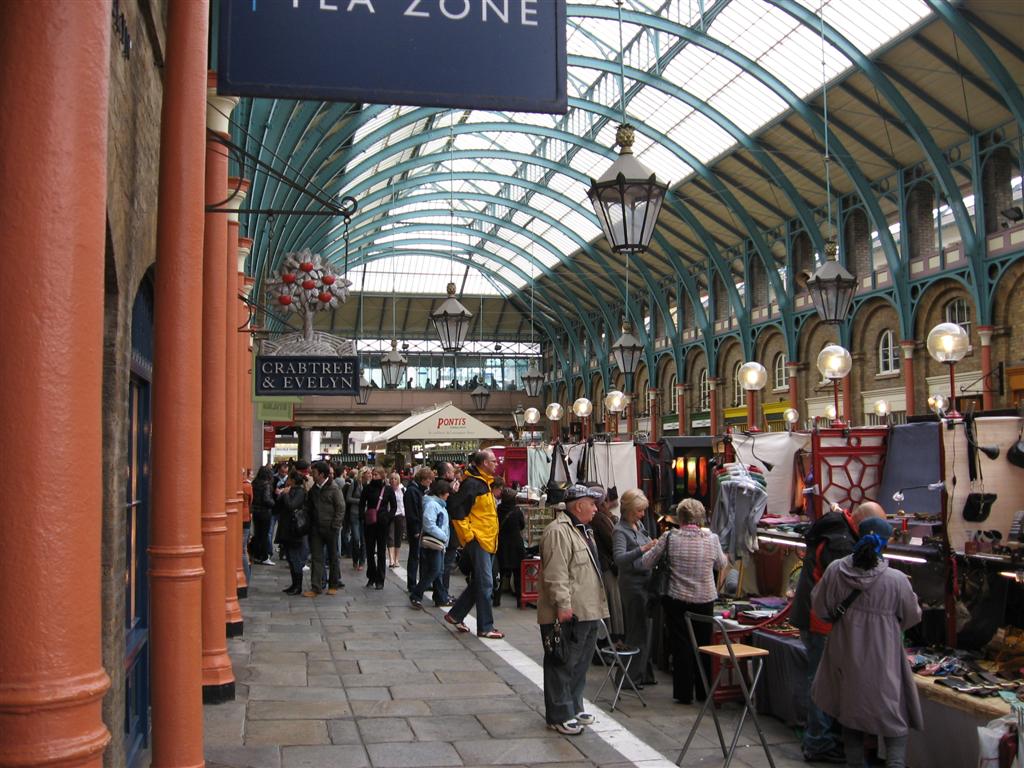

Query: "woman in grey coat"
left=811, top=517, right=922, bottom=768
left=612, top=488, right=658, bottom=686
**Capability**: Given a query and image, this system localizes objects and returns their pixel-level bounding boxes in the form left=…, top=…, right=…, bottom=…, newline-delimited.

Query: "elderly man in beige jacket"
left=537, top=485, right=610, bottom=736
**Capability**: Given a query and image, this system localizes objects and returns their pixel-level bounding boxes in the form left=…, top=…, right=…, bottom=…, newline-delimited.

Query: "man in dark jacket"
left=304, top=460, right=346, bottom=596
left=792, top=500, right=884, bottom=763
left=404, top=467, right=432, bottom=592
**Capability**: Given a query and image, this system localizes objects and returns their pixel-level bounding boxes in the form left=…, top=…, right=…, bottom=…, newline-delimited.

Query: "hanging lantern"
left=430, top=282, right=473, bottom=353
left=355, top=373, right=372, bottom=405
left=807, top=240, right=857, bottom=325
left=379, top=339, right=408, bottom=389
left=611, top=321, right=644, bottom=376
left=587, top=125, right=668, bottom=254
left=512, top=405, right=525, bottom=431
left=522, top=360, right=544, bottom=398
left=471, top=385, right=491, bottom=410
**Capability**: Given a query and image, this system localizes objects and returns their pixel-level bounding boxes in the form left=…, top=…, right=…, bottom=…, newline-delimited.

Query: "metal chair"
left=676, top=613, right=775, bottom=768
left=591, top=619, right=647, bottom=712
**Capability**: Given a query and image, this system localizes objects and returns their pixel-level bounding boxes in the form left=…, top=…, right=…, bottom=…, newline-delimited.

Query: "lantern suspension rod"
left=617, top=0, right=627, bottom=125
left=449, top=113, right=455, bottom=285
left=818, top=0, right=834, bottom=244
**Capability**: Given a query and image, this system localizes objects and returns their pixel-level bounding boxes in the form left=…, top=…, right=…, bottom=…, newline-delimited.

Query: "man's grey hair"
left=469, top=449, right=493, bottom=467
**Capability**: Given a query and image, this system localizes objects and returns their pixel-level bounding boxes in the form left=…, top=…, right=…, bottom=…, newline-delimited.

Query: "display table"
left=907, top=673, right=1010, bottom=768
left=751, top=630, right=807, bottom=727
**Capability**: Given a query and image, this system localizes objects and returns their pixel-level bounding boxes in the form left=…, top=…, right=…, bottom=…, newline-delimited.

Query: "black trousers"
left=662, top=597, right=714, bottom=704
left=364, top=521, right=388, bottom=586
left=251, top=510, right=272, bottom=561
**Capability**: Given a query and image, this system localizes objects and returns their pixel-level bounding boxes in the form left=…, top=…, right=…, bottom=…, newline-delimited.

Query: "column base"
left=202, top=681, right=236, bottom=705
left=237, top=586, right=248, bottom=599
left=226, top=621, right=244, bottom=638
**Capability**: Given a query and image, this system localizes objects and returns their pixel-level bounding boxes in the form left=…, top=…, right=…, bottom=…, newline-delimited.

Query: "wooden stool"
left=676, top=614, right=775, bottom=768
left=518, top=557, right=541, bottom=608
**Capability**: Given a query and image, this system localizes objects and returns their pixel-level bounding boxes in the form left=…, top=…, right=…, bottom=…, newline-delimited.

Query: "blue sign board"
left=218, top=0, right=567, bottom=114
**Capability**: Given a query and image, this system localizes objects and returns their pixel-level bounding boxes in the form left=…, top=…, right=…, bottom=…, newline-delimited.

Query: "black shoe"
left=284, top=586, right=302, bottom=595
left=641, top=676, right=658, bottom=686
left=375, top=583, right=384, bottom=590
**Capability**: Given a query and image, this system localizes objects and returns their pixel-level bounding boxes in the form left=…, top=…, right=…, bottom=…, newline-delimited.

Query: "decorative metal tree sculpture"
left=269, top=249, right=351, bottom=343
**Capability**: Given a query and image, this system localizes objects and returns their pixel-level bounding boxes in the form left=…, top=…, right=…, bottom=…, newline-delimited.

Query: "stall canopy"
left=362, top=402, right=501, bottom=451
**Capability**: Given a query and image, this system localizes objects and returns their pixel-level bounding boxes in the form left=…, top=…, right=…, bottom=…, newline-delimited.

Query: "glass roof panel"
left=266, top=1, right=938, bottom=298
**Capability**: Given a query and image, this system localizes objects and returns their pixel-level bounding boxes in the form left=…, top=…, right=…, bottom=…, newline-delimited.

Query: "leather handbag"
left=645, top=532, right=673, bottom=608
left=1009, top=420, right=1024, bottom=469
left=420, top=534, right=446, bottom=551
left=542, top=618, right=574, bottom=666
left=963, top=492, right=997, bottom=523
left=365, top=487, right=384, bottom=526
left=292, top=507, right=311, bottom=537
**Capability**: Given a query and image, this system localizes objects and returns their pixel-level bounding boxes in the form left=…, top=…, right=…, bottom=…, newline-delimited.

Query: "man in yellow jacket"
left=443, top=449, right=504, bottom=639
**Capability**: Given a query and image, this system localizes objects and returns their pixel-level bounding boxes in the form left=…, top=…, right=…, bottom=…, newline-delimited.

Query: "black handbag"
left=542, top=618, right=574, bottom=666
left=645, top=532, right=672, bottom=608
left=963, top=492, right=997, bottom=523
left=963, top=416, right=996, bottom=523
left=292, top=507, right=311, bottom=537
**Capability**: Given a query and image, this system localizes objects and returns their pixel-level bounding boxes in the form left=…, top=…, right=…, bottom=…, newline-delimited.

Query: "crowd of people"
left=249, top=457, right=922, bottom=762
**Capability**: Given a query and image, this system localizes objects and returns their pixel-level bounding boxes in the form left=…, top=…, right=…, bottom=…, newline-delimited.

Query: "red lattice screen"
left=810, top=428, right=889, bottom=518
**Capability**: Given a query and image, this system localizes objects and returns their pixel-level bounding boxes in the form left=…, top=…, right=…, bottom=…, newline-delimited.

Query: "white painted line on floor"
left=393, top=565, right=677, bottom=768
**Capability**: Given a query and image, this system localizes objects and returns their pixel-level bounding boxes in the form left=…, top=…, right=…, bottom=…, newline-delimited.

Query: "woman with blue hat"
left=810, top=516, right=922, bottom=768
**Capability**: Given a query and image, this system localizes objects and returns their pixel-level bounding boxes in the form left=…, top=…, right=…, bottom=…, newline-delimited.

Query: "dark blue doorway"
left=125, top=276, right=154, bottom=766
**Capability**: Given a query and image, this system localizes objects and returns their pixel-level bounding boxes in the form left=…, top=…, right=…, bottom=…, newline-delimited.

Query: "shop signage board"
left=262, top=424, right=276, bottom=450
left=255, top=398, right=297, bottom=421
left=218, top=0, right=568, bottom=113
left=255, top=356, right=359, bottom=396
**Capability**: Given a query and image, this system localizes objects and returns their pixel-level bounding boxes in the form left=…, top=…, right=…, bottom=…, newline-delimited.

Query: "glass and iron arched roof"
left=227, top=0, right=1024, bottom=343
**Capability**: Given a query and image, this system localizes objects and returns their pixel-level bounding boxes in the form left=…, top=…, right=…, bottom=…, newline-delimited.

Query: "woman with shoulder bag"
left=274, top=471, right=309, bottom=595
left=360, top=468, right=396, bottom=589
left=612, top=488, right=658, bottom=687
left=408, top=479, right=451, bottom=609
left=346, top=468, right=369, bottom=572
left=811, top=517, right=922, bottom=768
left=638, top=499, right=727, bottom=704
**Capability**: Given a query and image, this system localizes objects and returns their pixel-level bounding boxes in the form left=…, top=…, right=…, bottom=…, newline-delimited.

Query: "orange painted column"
left=225, top=177, right=250, bottom=609
left=708, top=378, right=720, bottom=435
left=786, top=361, right=800, bottom=411
left=900, top=340, right=916, bottom=416
left=978, top=326, right=994, bottom=411
left=0, top=3, right=112, bottom=766
left=149, top=2, right=210, bottom=765
left=200, top=77, right=237, bottom=702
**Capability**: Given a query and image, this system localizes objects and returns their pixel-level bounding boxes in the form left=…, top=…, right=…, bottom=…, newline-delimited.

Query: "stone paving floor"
left=204, top=552, right=811, bottom=768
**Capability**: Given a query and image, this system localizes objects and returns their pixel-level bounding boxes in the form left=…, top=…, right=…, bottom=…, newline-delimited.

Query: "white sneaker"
left=575, top=712, right=595, bottom=726
left=261, top=558, right=275, bottom=566
left=302, top=564, right=310, bottom=572
left=547, top=719, right=583, bottom=736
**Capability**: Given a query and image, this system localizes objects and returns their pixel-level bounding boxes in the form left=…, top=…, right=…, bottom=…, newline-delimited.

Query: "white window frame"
left=878, top=329, right=900, bottom=374
left=945, top=298, right=972, bottom=336
left=732, top=361, right=744, bottom=407
left=773, top=352, right=788, bottom=391
left=698, top=369, right=710, bottom=411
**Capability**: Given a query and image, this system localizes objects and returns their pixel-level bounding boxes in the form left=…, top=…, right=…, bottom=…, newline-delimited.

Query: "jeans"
left=441, top=525, right=459, bottom=592
left=410, top=547, right=443, bottom=602
left=843, top=727, right=906, bottom=768
left=241, top=522, right=252, bottom=582
left=541, top=619, right=598, bottom=724
left=406, top=524, right=421, bottom=591
left=350, top=516, right=365, bottom=567
left=309, top=526, right=341, bottom=591
left=801, top=630, right=841, bottom=757
left=283, top=542, right=305, bottom=590
left=449, top=540, right=495, bottom=632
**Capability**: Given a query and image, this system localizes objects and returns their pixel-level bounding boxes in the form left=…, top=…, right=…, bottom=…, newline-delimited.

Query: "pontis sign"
left=218, top=0, right=567, bottom=113
left=256, top=356, right=359, bottom=396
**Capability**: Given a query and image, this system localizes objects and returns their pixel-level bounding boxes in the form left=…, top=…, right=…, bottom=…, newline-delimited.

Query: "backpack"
left=447, top=474, right=486, bottom=521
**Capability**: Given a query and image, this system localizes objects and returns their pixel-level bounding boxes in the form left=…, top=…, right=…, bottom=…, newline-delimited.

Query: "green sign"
left=256, top=399, right=294, bottom=421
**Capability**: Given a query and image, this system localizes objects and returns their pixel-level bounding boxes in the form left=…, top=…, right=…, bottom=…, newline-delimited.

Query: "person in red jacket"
left=791, top=500, right=885, bottom=763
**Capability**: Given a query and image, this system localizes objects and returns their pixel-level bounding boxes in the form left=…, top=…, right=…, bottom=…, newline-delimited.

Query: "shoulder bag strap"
left=828, top=589, right=862, bottom=623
